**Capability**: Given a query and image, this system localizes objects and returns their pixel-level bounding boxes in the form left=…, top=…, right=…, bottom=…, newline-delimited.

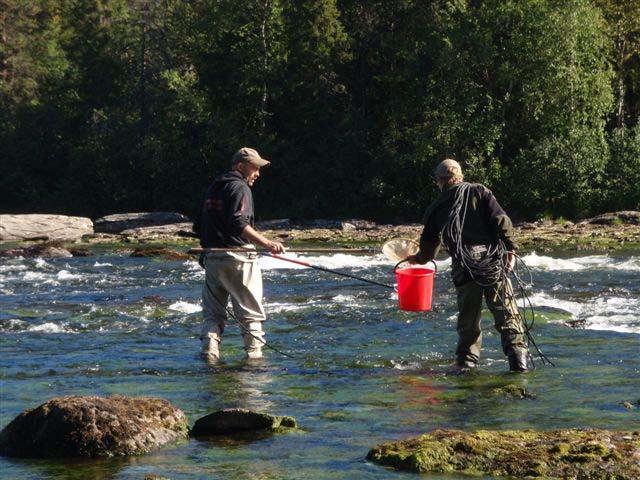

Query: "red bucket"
left=394, top=261, right=436, bottom=311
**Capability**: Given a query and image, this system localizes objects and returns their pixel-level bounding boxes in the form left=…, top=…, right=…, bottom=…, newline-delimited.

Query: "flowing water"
left=1, top=249, right=639, bottom=479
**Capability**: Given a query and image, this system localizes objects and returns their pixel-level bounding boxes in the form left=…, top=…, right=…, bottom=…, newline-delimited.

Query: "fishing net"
left=381, top=238, right=419, bottom=262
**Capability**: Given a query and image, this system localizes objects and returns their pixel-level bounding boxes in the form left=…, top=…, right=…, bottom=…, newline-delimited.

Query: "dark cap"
left=232, top=147, right=270, bottom=167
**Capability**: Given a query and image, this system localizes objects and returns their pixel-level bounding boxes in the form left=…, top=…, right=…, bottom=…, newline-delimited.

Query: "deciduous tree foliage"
left=1, top=0, right=638, bottom=220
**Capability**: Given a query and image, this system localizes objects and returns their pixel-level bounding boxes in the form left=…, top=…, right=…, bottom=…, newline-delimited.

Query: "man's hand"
left=241, top=225, right=285, bottom=254
left=265, top=240, right=285, bottom=254
left=406, top=252, right=428, bottom=265
left=504, top=251, right=516, bottom=273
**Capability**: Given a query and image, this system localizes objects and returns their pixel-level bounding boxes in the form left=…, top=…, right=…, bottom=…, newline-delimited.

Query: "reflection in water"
left=202, top=360, right=276, bottom=412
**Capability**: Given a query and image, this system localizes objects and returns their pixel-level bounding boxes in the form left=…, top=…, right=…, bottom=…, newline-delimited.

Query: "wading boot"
left=201, top=336, right=220, bottom=364
left=507, top=348, right=529, bottom=373
left=450, top=359, right=477, bottom=375
left=243, top=321, right=265, bottom=360
left=245, top=347, right=263, bottom=360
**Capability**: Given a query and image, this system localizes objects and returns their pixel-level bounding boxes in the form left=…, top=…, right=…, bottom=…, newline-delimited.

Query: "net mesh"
left=381, top=238, right=419, bottom=262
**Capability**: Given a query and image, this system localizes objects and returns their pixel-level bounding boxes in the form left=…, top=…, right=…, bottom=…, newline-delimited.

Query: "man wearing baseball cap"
left=408, top=158, right=530, bottom=373
left=196, top=147, right=285, bottom=362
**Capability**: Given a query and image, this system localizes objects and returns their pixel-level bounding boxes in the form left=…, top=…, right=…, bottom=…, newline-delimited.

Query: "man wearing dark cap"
left=196, top=147, right=285, bottom=361
left=408, top=159, right=530, bottom=372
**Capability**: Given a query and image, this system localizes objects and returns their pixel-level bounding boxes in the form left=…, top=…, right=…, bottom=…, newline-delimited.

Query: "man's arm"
left=241, top=225, right=285, bottom=254
left=481, top=187, right=517, bottom=271
left=408, top=207, right=440, bottom=264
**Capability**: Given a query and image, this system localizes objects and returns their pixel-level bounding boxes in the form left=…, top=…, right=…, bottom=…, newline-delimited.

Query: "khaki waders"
left=201, top=251, right=266, bottom=360
left=452, top=260, right=528, bottom=368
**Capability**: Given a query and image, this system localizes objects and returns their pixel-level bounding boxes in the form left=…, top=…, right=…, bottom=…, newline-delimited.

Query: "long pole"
left=188, top=247, right=377, bottom=254
left=267, top=254, right=394, bottom=290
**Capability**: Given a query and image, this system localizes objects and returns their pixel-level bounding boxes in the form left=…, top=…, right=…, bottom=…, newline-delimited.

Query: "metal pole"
left=189, top=247, right=377, bottom=255
left=267, top=254, right=394, bottom=290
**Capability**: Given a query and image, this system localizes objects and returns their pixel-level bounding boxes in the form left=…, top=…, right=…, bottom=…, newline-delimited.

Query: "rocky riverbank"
left=1, top=211, right=639, bottom=256
left=257, top=214, right=640, bottom=252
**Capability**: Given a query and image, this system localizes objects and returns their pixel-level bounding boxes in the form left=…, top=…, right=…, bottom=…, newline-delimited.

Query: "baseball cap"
left=232, top=147, right=270, bottom=167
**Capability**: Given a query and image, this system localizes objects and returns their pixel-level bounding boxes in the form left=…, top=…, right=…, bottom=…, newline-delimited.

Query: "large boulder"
left=367, top=429, right=640, bottom=478
left=0, top=395, right=188, bottom=458
left=0, top=214, right=93, bottom=242
left=94, top=212, right=190, bottom=234
left=191, top=409, right=297, bottom=436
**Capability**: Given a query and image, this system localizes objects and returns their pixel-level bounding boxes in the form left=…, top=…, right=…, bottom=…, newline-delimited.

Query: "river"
left=1, top=249, right=639, bottom=479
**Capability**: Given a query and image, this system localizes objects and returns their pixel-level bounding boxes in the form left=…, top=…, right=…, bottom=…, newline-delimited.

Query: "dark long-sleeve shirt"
left=418, top=182, right=517, bottom=261
left=195, top=171, right=254, bottom=248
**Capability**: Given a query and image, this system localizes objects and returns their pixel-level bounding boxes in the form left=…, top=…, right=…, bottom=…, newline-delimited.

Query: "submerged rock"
left=489, top=384, right=536, bottom=399
left=0, top=395, right=188, bottom=458
left=367, top=429, right=640, bottom=478
left=191, top=409, right=297, bottom=436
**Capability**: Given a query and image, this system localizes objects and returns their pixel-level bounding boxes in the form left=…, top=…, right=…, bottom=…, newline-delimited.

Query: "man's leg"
left=201, top=255, right=230, bottom=361
left=485, top=278, right=529, bottom=372
left=225, top=259, right=266, bottom=359
left=455, top=279, right=484, bottom=367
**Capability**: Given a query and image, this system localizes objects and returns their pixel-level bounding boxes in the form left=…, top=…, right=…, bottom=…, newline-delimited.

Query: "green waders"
left=452, top=261, right=528, bottom=369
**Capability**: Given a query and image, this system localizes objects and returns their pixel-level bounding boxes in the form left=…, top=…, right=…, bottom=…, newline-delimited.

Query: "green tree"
left=594, top=0, right=640, bottom=128
left=266, top=0, right=353, bottom=218
left=602, top=125, right=640, bottom=210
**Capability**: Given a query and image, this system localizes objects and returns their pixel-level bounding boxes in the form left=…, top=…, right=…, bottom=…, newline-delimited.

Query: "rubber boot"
left=507, top=348, right=529, bottom=373
left=449, top=358, right=477, bottom=375
left=201, top=334, right=221, bottom=363
left=243, top=321, right=264, bottom=360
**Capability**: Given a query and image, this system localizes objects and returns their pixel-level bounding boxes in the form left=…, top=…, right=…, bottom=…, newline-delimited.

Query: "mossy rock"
left=489, top=384, right=536, bottom=399
left=0, top=395, right=189, bottom=458
left=367, top=429, right=640, bottom=478
left=191, top=409, right=297, bottom=437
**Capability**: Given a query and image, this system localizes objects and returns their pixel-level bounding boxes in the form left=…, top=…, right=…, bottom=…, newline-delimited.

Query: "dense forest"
left=1, top=0, right=639, bottom=222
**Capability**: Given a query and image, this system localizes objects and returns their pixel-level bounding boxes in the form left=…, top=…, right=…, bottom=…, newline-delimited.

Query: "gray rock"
left=0, top=214, right=93, bottom=242
left=0, top=243, right=73, bottom=258
left=342, top=219, right=378, bottom=230
left=94, top=212, right=190, bottom=234
left=0, top=395, right=188, bottom=458
left=516, top=222, right=538, bottom=230
left=191, top=409, right=296, bottom=436
left=255, top=219, right=291, bottom=230
left=120, top=222, right=195, bottom=240
left=294, top=219, right=343, bottom=229
left=588, top=211, right=640, bottom=225
left=341, top=222, right=357, bottom=231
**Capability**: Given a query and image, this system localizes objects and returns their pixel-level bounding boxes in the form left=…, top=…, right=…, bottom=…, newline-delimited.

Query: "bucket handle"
left=394, top=259, right=437, bottom=272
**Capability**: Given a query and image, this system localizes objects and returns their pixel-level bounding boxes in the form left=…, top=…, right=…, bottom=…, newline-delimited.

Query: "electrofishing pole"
left=189, top=247, right=377, bottom=254
left=267, top=254, right=394, bottom=290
